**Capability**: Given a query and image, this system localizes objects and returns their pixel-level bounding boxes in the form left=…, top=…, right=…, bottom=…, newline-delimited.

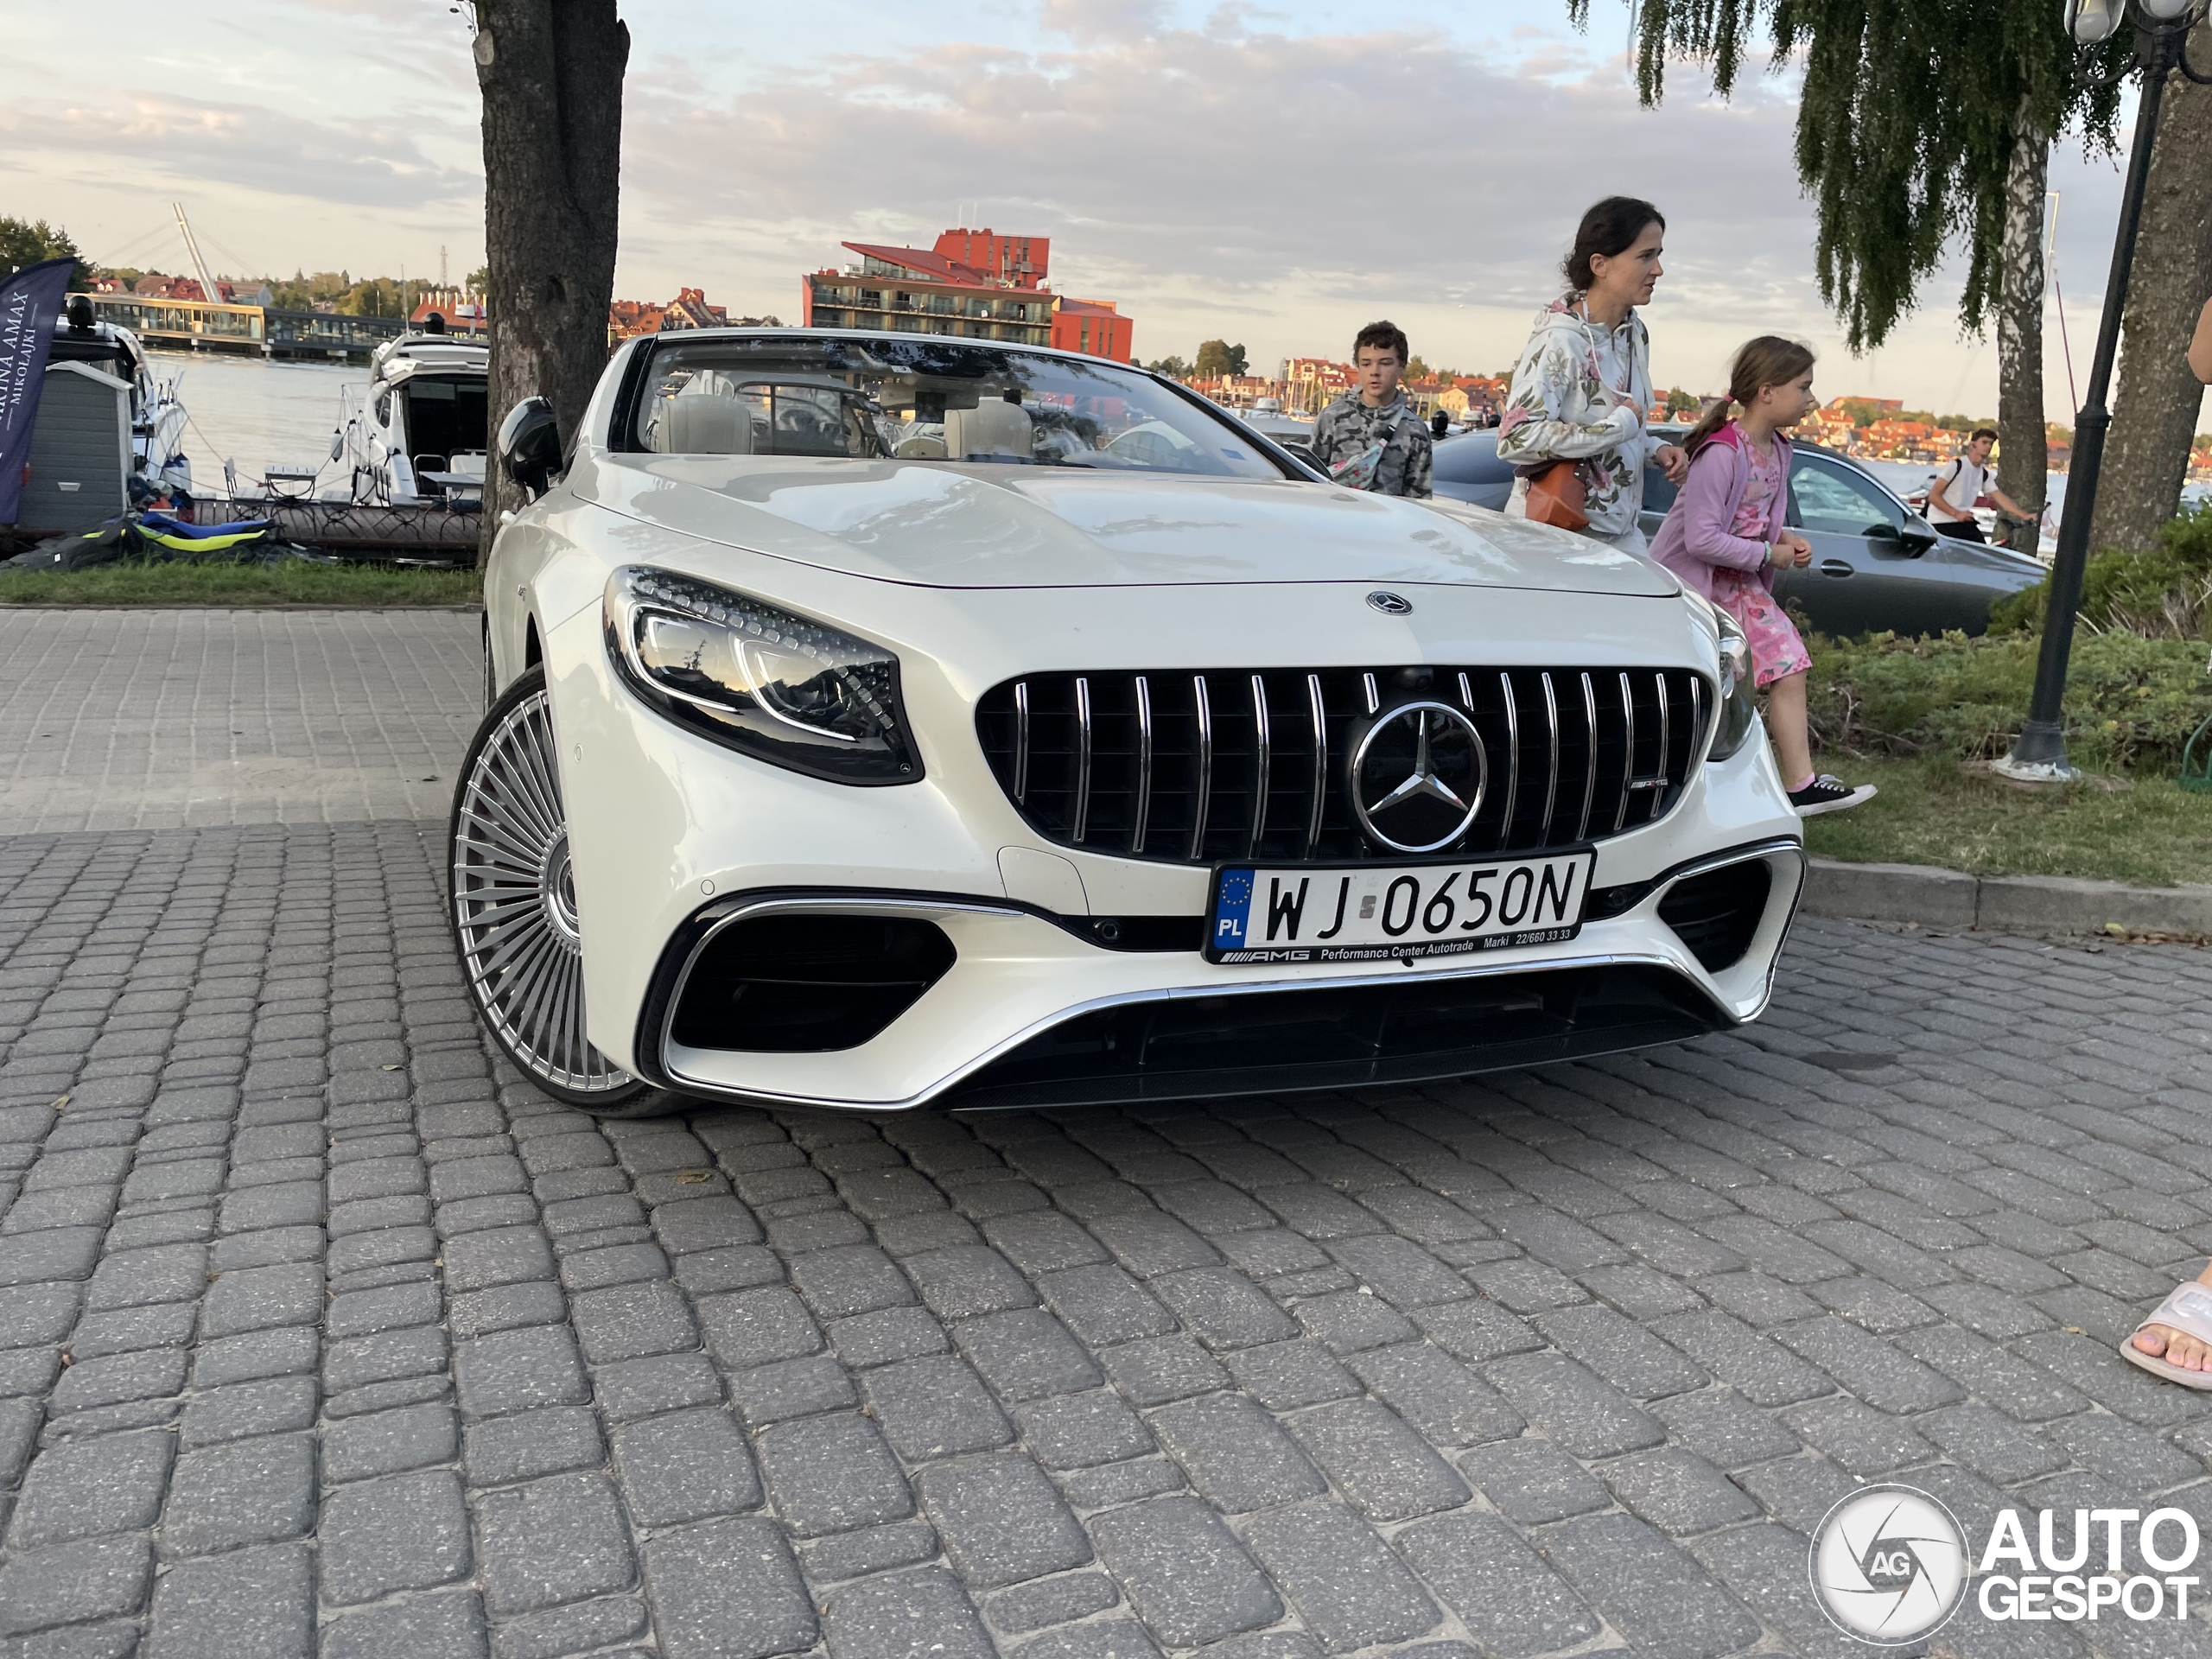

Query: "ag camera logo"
left=1809, top=1484, right=1969, bottom=1644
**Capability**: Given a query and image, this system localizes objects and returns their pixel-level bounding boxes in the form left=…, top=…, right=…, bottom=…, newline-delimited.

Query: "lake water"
left=148, top=351, right=365, bottom=496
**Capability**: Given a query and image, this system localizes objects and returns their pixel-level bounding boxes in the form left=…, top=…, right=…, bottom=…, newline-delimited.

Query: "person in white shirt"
left=1926, top=428, right=2037, bottom=543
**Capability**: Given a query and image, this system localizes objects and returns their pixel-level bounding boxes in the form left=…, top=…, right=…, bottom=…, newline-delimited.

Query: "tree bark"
left=1996, top=102, right=2050, bottom=556
left=2088, top=16, right=2212, bottom=556
left=475, top=0, right=629, bottom=558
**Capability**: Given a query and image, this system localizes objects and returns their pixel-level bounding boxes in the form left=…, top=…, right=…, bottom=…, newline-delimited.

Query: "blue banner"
left=0, top=257, right=77, bottom=528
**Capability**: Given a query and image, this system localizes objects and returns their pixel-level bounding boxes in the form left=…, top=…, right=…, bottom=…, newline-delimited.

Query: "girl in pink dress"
left=1649, top=337, right=1874, bottom=817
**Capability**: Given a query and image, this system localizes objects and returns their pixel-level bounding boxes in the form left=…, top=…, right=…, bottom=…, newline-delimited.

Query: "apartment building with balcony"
left=799, top=229, right=1133, bottom=361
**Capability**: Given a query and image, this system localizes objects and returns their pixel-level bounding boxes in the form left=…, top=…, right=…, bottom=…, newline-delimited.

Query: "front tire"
left=448, top=668, right=682, bottom=1116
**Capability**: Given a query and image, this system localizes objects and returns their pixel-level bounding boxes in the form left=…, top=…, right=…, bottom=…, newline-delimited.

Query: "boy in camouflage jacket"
left=1309, top=320, right=1433, bottom=498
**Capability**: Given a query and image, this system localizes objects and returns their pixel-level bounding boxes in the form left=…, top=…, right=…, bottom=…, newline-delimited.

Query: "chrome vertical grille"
left=976, top=664, right=1711, bottom=867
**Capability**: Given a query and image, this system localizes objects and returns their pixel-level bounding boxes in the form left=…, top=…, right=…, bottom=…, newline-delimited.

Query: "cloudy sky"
left=1, top=0, right=2171, bottom=419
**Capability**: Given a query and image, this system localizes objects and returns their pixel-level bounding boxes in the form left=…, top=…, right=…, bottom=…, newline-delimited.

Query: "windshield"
left=630, top=334, right=1287, bottom=480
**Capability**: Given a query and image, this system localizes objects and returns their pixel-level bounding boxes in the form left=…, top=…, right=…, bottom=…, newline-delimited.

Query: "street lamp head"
left=2067, top=0, right=2120, bottom=42
left=2138, top=0, right=2200, bottom=19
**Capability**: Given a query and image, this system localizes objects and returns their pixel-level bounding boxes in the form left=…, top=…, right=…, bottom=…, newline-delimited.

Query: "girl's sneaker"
left=1789, top=774, right=1877, bottom=817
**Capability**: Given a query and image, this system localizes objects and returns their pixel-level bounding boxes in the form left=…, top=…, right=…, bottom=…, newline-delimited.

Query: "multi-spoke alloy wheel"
left=450, top=671, right=646, bottom=1106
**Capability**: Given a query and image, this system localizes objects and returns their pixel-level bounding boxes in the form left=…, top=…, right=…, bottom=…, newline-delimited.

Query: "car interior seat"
left=658, top=394, right=753, bottom=454
left=944, top=398, right=1033, bottom=461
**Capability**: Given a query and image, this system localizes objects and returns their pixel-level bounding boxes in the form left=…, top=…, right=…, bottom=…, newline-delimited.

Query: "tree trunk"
left=475, top=0, right=629, bottom=559
left=1996, top=101, right=2050, bottom=556
left=2088, top=16, right=2212, bottom=556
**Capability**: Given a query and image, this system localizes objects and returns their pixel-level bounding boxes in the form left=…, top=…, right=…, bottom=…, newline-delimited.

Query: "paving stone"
left=1222, top=1338, right=1362, bottom=1410
left=1647, top=1391, right=1800, bottom=1474
left=490, top=1596, right=647, bottom=1659
left=1016, top=1391, right=1156, bottom=1471
left=613, top=1407, right=762, bottom=1525
left=1535, top=1510, right=1763, bottom=1659
left=593, top=1351, right=724, bottom=1422
left=1778, top=1389, right=1938, bottom=1484
left=796, top=1517, right=943, bottom=1584
left=1481, top=1351, right=1666, bottom=1459
left=0, top=1535, right=154, bottom=1637
left=321, top=1590, right=487, bottom=1659
left=1458, top=1436, right=1611, bottom=1524
left=1599, top=1446, right=1762, bottom=1536
left=1347, top=1343, right=1524, bottom=1446
left=1087, top=1497, right=1283, bottom=1646
left=1146, top=1392, right=1325, bottom=1513
left=1241, top=1501, right=1441, bottom=1649
left=954, top=1306, right=1103, bottom=1401
left=463, top=1406, right=606, bottom=1486
left=474, top=1471, right=636, bottom=1617
left=454, top=1325, right=590, bottom=1420
left=754, top=1412, right=916, bottom=1536
left=1397, top=1512, right=1604, bottom=1657
left=325, top=1403, right=459, bottom=1484
left=641, top=1515, right=816, bottom=1659
left=160, top=1433, right=317, bottom=1554
left=918, top=1454, right=1092, bottom=1588
left=1094, top=1333, right=1229, bottom=1407
left=5, top=1427, right=175, bottom=1548
left=316, top=1469, right=473, bottom=1606
left=1035, top=1264, right=1176, bottom=1344
left=1012, top=1622, right=1166, bottom=1659
left=1285, top=1397, right=1471, bottom=1521
left=143, top=1541, right=313, bottom=1659
left=821, top=1566, right=994, bottom=1659
left=569, top=1280, right=698, bottom=1364
left=861, top=1354, right=1014, bottom=1459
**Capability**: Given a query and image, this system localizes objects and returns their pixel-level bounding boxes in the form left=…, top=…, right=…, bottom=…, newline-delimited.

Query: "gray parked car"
left=1428, top=429, right=2046, bottom=637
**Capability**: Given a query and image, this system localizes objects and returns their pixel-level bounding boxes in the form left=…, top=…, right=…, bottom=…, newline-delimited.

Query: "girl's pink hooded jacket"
left=1646, top=423, right=1791, bottom=601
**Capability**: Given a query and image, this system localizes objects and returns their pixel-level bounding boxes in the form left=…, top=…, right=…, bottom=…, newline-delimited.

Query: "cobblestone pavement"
left=4, top=817, right=2212, bottom=1659
left=0, top=610, right=477, bottom=833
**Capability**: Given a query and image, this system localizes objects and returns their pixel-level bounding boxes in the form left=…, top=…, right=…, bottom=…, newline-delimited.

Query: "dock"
left=79, top=296, right=483, bottom=363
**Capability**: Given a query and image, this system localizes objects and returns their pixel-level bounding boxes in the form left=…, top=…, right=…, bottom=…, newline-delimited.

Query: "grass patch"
left=1802, top=754, right=2212, bottom=887
left=0, top=559, right=481, bottom=608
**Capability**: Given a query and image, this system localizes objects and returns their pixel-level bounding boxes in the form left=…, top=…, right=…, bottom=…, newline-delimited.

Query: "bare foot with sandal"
left=2124, top=1265, right=2212, bottom=1387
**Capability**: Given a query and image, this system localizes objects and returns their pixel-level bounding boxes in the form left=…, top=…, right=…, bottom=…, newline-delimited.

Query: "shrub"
left=1807, top=629, right=2212, bottom=772
left=1989, top=499, right=2212, bottom=639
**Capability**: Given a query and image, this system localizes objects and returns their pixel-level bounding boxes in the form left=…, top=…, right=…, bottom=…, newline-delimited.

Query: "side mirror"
left=1898, top=514, right=1940, bottom=555
left=499, top=397, right=562, bottom=500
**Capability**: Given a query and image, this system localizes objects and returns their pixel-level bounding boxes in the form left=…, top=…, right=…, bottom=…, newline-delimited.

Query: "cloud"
left=0, top=87, right=477, bottom=213
left=615, top=12, right=1826, bottom=377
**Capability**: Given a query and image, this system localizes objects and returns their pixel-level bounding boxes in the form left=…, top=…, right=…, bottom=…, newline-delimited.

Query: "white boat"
left=333, top=325, right=490, bottom=506
left=7, top=296, right=192, bottom=537
left=1223, top=396, right=1313, bottom=449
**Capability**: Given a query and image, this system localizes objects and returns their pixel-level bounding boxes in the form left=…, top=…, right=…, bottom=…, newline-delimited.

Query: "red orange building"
left=800, top=229, right=1134, bottom=362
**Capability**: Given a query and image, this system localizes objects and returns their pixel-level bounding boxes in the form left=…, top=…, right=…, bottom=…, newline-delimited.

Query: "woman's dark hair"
left=1564, top=197, right=1665, bottom=294
left=1683, top=335, right=1817, bottom=455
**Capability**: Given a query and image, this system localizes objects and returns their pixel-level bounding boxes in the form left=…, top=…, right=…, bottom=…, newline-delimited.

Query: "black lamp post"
left=1994, top=0, right=2212, bottom=782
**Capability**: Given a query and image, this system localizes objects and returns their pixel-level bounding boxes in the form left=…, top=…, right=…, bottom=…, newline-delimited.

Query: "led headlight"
left=1707, top=607, right=1758, bottom=762
left=603, top=566, right=920, bottom=785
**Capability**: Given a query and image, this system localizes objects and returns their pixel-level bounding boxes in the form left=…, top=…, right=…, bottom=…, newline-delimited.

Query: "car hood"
left=584, top=454, right=1680, bottom=598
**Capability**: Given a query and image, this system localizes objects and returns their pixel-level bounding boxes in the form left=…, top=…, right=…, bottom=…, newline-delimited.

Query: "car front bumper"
left=542, top=584, right=1804, bottom=1113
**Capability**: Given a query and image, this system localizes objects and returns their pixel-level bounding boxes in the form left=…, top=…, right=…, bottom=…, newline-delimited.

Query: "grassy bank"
left=0, top=560, right=481, bottom=608
left=1802, top=755, right=2212, bottom=888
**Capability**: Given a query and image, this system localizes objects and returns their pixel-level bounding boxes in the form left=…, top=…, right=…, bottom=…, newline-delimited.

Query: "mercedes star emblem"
left=1365, top=590, right=1413, bottom=615
left=1351, top=701, right=1487, bottom=853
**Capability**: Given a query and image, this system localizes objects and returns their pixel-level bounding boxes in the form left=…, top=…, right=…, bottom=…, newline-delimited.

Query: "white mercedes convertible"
left=457, top=328, right=1803, bottom=1117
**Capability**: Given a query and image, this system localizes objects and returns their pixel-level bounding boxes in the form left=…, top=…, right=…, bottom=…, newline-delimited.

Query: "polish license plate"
left=1205, top=852, right=1594, bottom=964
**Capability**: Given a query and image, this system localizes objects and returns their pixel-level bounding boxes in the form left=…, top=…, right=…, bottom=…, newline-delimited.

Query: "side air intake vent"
left=671, top=915, right=955, bottom=1052
left=1657, top=861, right=1771, bottom=972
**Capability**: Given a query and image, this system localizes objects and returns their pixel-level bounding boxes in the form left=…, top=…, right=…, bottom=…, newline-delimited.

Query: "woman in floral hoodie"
left=1497, top=197, right=1688, bottom=553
